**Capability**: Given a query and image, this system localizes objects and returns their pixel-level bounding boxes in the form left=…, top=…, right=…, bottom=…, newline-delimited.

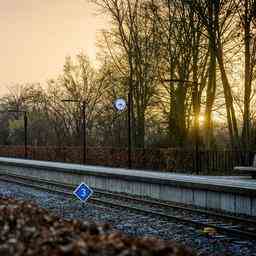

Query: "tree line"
left=1, top=0, right=256, bottom=151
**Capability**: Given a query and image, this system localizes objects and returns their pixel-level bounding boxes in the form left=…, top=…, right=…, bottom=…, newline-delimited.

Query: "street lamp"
left=128, top=91, right=132, bottom=169
left=0, top=109, right=28, bottom=159
left=62, top=99, right=86, bottom=164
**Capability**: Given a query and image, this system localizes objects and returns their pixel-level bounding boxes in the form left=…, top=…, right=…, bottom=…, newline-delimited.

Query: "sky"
left=0, top=0, right=105, bottom=94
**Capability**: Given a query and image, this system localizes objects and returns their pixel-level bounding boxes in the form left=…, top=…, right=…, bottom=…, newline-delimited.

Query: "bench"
left=234, top=155, right=256, bottom=178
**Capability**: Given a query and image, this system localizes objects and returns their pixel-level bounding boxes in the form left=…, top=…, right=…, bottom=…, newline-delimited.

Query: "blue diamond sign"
left=73, top=183, right=93, bottom=202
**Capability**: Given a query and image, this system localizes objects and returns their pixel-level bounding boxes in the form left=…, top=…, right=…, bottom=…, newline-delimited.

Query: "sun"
left=199, top=115, right=204, bottom=125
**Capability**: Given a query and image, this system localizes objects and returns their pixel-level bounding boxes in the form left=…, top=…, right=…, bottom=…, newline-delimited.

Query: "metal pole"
left=196, top=87, right=201, bottom=175
left=82, top=101, right=86, bottom=164
left=24, top=111, right=28, bottom=159
left=193, top=82, right=200, bottom=175
left=195, top=125, right=199, bottom=174
left=128, top=91, right=132, bottom=169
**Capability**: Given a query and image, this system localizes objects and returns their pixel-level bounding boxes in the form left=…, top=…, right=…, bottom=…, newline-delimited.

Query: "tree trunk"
left=136, top=110, right=145, bottom=148
left=204, top=2, right=216, bottom=148
left=176, top=84, right=186, bottom=147
left=242, top=1, right=252, bottom=150
left=217, top=42, right=239, bottom=148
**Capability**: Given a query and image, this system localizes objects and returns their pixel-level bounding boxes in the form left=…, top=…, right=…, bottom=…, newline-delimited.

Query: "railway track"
left=0, top=173, right=255, bottom=240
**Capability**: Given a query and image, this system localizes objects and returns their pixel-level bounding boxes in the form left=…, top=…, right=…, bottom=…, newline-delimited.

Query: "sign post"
left=73, top=183, right=93, bottom=202
left=114, top=98, right=127, bottom=112
left=113, top=98, right=131, bottom=168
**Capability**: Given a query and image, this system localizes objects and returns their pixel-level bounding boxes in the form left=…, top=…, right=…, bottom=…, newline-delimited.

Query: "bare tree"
left=188, top=0, right=240, bottom=148
left=236, top=0, right=256, bottom=149
left=93, top=0, right=161, bottom=148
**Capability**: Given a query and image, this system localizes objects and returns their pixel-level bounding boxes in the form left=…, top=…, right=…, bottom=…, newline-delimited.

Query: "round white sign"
left=114, top=98, right=127, bottom=112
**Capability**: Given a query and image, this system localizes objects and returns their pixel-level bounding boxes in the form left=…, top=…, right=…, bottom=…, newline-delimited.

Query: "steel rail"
left=0, top=174, right=255, bottom=240
left=1, top=173, right=255, bottom=225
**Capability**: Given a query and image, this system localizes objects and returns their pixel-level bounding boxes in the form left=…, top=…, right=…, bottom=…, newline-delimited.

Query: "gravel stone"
left=0, top=180, right=256, bottom=256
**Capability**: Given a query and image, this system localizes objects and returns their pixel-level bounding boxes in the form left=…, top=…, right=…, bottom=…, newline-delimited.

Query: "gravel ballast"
left=0, top=181, right=256, bottom=256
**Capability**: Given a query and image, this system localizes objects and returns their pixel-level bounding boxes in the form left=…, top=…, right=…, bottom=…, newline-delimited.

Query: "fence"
left=0, top=146, right=254, bottom=175
left=196, top=150, right=254, bottom=174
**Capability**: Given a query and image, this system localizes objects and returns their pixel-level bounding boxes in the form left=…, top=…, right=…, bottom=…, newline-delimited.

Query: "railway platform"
left=0, top=157, right=255, bottom=216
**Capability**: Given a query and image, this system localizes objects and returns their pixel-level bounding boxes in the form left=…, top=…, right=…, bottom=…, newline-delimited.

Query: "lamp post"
left=82, top=101, right=86, bottom=165
left=62, top=100, right=86, bottom=164
left=0, top=109, right=28, bottom=159
left=128, top=91, right=132, bottom=169
left=24, top=111, right=28, bottom=159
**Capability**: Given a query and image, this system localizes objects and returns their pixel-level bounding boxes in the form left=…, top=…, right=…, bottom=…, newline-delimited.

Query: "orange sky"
left=0, top=0, right=105, bottom=94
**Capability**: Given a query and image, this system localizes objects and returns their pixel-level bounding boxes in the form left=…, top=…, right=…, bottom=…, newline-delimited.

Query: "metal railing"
left=0, top=146, right=254, bottom=175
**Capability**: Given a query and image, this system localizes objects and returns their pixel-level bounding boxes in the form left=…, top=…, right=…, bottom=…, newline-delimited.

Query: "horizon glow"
left=0, top=0, right=105, bottom=95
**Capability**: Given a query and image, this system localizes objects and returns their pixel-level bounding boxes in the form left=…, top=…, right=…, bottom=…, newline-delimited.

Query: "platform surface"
left=0, top=157, right=255, bottom=191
